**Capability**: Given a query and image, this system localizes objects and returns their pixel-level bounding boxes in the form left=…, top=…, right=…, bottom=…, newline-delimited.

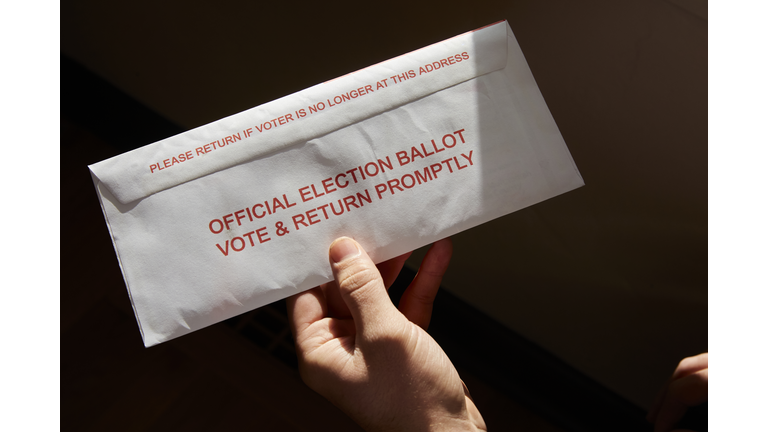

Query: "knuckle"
left=338, top=262, right=381, bottom=295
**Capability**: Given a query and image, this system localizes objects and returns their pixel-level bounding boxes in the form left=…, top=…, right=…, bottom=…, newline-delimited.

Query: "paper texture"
left=90, top=21, right=583, bottom=347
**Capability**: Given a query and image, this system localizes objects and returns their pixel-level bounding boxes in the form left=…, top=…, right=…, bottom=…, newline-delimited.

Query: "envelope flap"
left=89, top=21, right=510, bottom=205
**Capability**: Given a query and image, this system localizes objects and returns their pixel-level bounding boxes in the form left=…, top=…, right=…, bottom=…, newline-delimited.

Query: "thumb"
left=329, top=237, right=401, bottom=340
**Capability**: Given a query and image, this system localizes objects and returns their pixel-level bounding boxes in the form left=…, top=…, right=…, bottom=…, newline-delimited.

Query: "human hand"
left=287, top=237, right=486, bottom=432
left=647, top=353, right=708, bottom=432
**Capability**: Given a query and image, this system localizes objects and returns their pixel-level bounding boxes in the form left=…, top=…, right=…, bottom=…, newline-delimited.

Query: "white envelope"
left=90, top=20, right=584, bottom=347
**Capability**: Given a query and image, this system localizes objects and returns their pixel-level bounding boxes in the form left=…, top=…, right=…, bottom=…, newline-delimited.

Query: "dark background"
left=61, top=1, right=707, bottom=430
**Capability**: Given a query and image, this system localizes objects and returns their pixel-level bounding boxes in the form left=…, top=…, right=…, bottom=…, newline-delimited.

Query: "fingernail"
left=330, top=237, right=360, bottom=263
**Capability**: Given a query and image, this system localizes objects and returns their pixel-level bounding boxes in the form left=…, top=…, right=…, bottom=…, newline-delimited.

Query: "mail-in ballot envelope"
left=90, top=21, right=583, bottom=347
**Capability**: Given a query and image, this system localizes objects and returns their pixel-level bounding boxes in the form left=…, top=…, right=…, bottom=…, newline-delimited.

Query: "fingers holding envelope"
left=288, top=238, right=451, bottom=338
left=287, top=239, right=414, bottom=339
left=315, top=246, right=413, bottom=320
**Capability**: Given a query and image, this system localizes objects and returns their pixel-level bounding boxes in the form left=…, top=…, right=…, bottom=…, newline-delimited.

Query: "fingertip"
left=423, top=237, right=453, bottom=276
left=436, top=236, right=453, bottom=248
left=329, top=237, right=361, bottom=263
left=431, top=237, right=454, bottom=263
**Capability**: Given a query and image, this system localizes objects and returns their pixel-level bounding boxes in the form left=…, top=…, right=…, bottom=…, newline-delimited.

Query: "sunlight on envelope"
left=89, top=20, right=583, bottom=347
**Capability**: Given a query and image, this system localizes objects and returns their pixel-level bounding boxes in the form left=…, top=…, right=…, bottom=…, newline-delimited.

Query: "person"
left=287, top=237, right=706, bottom=431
